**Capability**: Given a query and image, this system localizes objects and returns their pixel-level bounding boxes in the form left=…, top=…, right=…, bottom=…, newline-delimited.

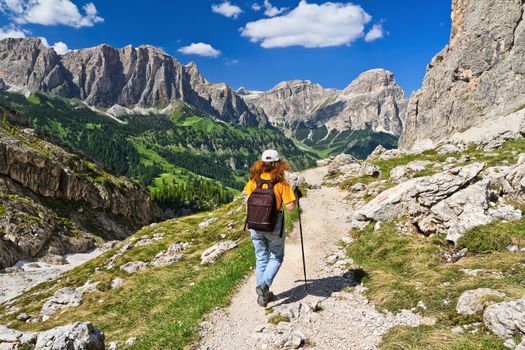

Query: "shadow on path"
left=271, top=269, right=367, bottom=307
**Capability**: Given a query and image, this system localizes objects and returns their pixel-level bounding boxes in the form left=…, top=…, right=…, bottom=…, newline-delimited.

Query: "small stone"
left=126, top=337, right=137, bottom=346
left=16, top=313, right=30, bottom=321
left=108, top=341, right=119, bottom=349
left=111, top=277, right=124, bottom=289
left=451, top=326, right=464, bottom=334
left=351, top=183, right=367, bottom=192
left=504, top=339, right=517, bottom=349
left=341, top=235, right=353, bottom=244
left=417, top=301, right=427, bottom=310
left=120, top=261, right=148, bottom=274
left=506, top=245, right=520, bottom=253
left=374, top=221, right=382, bottom=232
left=199, top=218, right=218, bottom=229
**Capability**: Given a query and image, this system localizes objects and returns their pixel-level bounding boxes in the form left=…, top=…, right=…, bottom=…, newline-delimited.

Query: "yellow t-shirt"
left=243, top=172, right=296, bottom=211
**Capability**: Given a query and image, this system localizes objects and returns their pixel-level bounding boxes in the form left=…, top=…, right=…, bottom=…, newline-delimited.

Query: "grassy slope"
left=0, top=197, right=301, bottom=349
left=339, top=138, right=525, bottom=349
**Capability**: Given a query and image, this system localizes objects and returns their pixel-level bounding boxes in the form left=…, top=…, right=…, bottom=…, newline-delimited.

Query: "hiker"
left=244, top=149, right=297, bottom=307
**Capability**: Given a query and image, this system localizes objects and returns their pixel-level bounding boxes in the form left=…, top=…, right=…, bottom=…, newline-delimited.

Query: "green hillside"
left=291, top=121, right=398, bottom=159
left=0, top=92, right=317, bottom=214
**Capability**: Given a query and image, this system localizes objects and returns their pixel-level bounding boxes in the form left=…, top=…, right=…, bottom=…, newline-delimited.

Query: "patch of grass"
left=0, top=204, right=6, bottom=217
left=381, top=325, right=508, bottom=350
left=267, top=314, right=290, bottom=325
left=457, top=223, right=514, bottom=254
left=346, top=217, right=525, bottom=350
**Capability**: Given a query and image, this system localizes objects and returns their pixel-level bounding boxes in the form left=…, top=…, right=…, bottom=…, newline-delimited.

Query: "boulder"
left=367, top=145, right=407, bottom=161
left=406, top=160, right=433, bottom=172
left=436, top=144, right=465, bottom=154
left=120, top=261, right=148, bottom=274
left=41, top=287, right=84, bottom=316
left=35, top=322, right=104, bottom=350
left=456, top=288, right=506, bottom=315
left=390, top=166, right=407, bottom=181
left=367, top=145, right=387, bottom=160
left=200, top=241, right=237, bottom=265
left=150, top=242, right=185, bottom=267
left=484, top=297, right=525, bottom=339
left=327, top=154, right=358, bottom=175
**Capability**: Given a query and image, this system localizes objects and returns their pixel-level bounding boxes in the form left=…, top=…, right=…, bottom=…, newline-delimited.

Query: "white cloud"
left=364, top=23, right=384, bottom=42
left=226, top=59, right=239, bottom=65
left=2, top=0, right=24, bottom=13
left=241, top=0, right=372, bottom=48
left=51, top=41, right=70, bottom=54
left=211, top=1, right=242, bottom=19
left=262, top=0, right=287, bottom=17
left=251, top=0, right=287, bottom=17
left=39, top=36, right=71, bottom=54
left=0, top=25, right=26, bottom=39
left=178, top=42, right=221, bottom=58
left=0, top=0, right=104, bottom=28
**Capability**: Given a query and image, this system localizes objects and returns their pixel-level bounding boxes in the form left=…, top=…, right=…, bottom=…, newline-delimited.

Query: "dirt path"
left=197, top=167, right=432, bottom=350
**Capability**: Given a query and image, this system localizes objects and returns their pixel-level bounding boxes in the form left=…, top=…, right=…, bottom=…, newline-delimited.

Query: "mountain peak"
left=343, top=69, right=397, bottom=94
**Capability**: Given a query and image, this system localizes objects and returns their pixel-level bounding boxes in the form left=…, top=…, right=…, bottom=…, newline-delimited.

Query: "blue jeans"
left=250, top=212, right=285, bottom=288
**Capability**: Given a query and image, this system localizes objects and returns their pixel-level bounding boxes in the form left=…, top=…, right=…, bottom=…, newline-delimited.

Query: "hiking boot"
left=267, top=291, right=276, bottom=302
left=255, top=283, right=269, bottom=307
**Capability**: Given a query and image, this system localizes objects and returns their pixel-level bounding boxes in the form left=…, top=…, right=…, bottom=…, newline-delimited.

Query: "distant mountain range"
left=0, top=37, right=406, bottom=156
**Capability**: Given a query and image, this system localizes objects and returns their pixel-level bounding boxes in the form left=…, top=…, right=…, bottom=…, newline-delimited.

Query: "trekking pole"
left=294, top=187, right=308, bottom=294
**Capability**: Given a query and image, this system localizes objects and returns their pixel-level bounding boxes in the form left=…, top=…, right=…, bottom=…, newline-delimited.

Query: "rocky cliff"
left=0, top=38, right=264, bottom=126
left=400, top=0, right=525, bottom=150
left=242, top=69, right=407, bottom=136
left=0, top=106, right=161, bottom=268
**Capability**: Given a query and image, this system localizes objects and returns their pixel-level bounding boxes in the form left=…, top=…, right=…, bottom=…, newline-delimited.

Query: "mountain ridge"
left=241, top=68, right=407, bottom=137
left=0, top=37, right=265, bottom=127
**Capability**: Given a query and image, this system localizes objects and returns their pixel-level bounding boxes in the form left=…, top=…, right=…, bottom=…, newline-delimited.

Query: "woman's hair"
left=249, top=159, right=290, bottom=184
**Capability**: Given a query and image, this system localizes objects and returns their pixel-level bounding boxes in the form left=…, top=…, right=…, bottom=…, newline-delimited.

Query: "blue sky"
left=0, top=0, right=452, bottom=95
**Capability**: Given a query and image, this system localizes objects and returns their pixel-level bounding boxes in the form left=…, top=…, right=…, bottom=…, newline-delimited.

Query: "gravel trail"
left=197, top=166, right=432, bottom=350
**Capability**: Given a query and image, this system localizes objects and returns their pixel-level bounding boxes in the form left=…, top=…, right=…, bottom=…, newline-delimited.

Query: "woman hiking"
left=244, top=149, right=297, bottom=307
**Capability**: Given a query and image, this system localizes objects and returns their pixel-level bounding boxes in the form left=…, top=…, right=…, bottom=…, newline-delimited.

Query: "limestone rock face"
left=0, top=107, right=161, bottom=268
left=400, top=0, right=525, bottom=150
left=0, top=38, right=263, bottom=126
left=243, top=69, right=407, bottom=136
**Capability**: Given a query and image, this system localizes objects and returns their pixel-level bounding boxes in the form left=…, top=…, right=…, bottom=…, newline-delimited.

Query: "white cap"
left=262, top=149, right=280, bottom=162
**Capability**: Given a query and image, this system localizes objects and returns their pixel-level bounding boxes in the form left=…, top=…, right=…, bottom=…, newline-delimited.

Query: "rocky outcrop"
left=244, top=69, right=407, bottom=136
left=200, top=240, right=237, bottom=265
left=0, top=38, right=263, bottom=126
left=0, top=322, right=104, bottom=350
left=352, top=162, right=523, bottom=243
left=400, top=0, right=525, bottom=150
left=0, top=107, right=161, bottom=268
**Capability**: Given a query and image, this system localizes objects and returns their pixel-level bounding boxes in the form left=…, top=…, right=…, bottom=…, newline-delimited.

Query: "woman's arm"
left=285, top=201, right=296, bottom=211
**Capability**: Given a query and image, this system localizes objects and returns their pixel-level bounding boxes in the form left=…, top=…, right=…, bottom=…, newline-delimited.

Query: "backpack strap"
left=279, top=210, right=284, bottom=238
